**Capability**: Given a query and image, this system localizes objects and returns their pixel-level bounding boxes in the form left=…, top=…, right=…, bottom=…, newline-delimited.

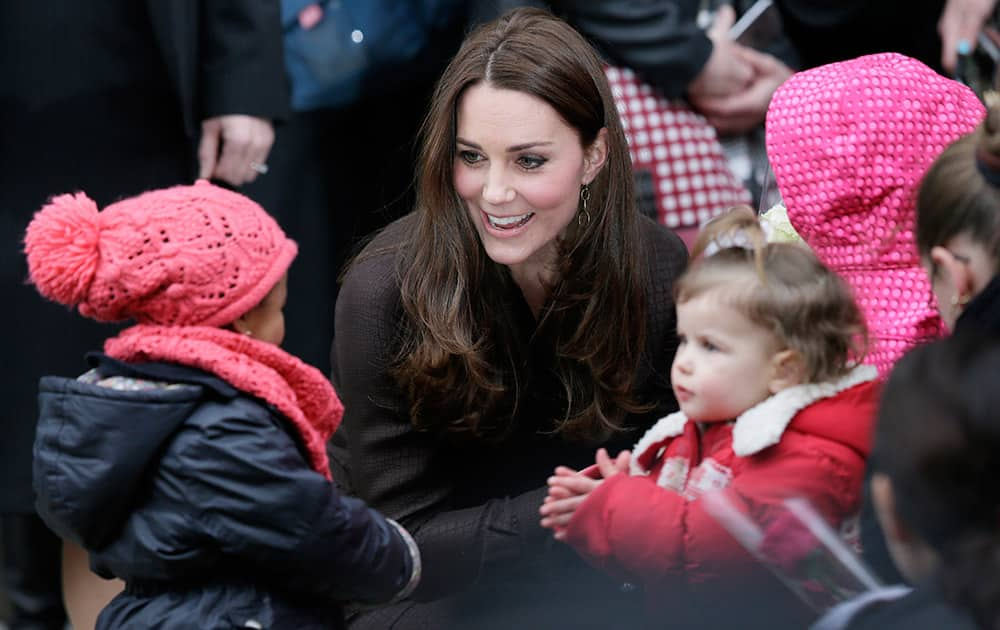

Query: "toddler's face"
left=671, top=291, right=780, bottom=422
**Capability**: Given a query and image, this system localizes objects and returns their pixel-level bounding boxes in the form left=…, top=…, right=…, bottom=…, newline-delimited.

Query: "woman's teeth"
left=487, top=212, right=534, bottom=229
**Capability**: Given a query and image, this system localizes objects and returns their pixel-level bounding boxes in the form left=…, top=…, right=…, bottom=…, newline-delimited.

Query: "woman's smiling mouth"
left=482, top=212, right=535, bottom=233
left=485, top=211, right=535, bottom=230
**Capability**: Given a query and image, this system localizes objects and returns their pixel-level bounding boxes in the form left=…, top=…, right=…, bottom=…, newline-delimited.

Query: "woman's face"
left=453, top=83, right=606, bottom=278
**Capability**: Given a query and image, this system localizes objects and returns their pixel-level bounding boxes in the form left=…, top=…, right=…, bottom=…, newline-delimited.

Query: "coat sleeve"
left=331, top=244, right=550, bottom=602
left=172, top=406, right=417, bottom=604
left=552, top=0, right=713, bottom=98
left=199, top=0, right=290, bottom=121
left=562, top=438, right=866, bottom=585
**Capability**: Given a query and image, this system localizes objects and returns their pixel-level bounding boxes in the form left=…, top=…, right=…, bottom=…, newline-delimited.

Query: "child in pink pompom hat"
left=23, top=181, right=420, bottom=629
left=766, top=52, right=986, bottom=377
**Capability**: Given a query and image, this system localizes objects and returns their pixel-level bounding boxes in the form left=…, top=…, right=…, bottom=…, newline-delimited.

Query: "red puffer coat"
left=564, top=365, right=880, bottom=617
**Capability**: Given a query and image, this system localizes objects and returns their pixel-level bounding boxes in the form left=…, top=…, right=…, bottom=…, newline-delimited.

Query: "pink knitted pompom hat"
left=24, top=180, right=298, bottom=327
left=766, top=53, right=985, bottom=376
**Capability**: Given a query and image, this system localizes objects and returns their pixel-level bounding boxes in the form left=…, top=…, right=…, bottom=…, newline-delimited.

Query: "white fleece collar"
left=629, top=409, right=689, bottom=475
left=630, top=364, right=878, bottom=473
left=732, top=364, right=877, bottom=455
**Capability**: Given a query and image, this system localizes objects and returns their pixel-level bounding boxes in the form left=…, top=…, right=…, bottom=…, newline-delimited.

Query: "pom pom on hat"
left=23, top=181, right=297, bottom=327
left=24, top=192, right=102, bottom=307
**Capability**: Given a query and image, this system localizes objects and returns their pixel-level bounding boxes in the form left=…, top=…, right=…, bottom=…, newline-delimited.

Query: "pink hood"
left=766, top=53, right=985, bottom=375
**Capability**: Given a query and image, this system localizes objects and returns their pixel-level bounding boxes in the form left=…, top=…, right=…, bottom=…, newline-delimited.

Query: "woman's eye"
left=459, top=150, right=483, bottom=165
left=517, top=155, right=546, bottom=170
left=701, top=339, right=719, bottom=352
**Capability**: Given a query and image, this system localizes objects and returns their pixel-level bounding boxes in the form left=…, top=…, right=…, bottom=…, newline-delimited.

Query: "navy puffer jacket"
left=34, top=355, right=416, bottom=629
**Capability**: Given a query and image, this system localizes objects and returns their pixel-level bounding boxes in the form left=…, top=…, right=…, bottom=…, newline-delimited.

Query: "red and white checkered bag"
left=606, top=66, right=751, bottom=229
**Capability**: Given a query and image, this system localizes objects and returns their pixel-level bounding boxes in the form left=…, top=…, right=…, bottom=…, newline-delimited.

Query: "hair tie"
left=975, top=146, right=1000, bottom=187
left=702, top=203, right=809, bottom=257
left=702, top=227, right=755, bottom=257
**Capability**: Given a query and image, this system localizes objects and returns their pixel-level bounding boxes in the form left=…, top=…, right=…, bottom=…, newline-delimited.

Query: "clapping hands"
left=540, top=448, right=631, bottom=540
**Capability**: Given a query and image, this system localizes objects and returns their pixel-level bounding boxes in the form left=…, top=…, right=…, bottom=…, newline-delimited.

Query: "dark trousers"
left=1, top=514, right=65, bottom=630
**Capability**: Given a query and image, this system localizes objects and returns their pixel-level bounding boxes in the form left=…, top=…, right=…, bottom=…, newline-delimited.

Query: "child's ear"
left=231, top=311, right=254, bottom=337
left=767, top=349, right=805, bottom=394
left=929, top=245, right=975, bottom=305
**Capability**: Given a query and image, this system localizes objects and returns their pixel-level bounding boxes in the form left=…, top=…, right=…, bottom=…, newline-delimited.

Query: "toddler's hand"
left=540, top=449, right=632, bottom=538
left=540, top=469, right=601, bottom=538
left=544, top=465, right=583, bottom=501
left=597, top=447, right=631, bottom=477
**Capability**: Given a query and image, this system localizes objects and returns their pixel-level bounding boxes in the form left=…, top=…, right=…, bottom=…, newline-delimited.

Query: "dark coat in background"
left=0, top=0, right=289, bottom=514
left=775, top=0, right=945, bottom=74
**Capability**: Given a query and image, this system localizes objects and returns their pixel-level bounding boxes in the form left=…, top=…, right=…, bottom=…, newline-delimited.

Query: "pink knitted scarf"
left=104, top=325, right=342, bottom=480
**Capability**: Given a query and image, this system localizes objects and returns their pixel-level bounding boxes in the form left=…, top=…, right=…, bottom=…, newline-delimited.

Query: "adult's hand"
left=940, top=0, right=998, bottom=73
left=691, top=45, right=793, bottom=136
left=198, top=115, right=275, bottom=187
left=688, top=5, right=755, bottom=99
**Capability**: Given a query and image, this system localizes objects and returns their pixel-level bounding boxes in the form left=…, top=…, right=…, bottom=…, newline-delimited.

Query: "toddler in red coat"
left=540, top=206, right=880, bottom=624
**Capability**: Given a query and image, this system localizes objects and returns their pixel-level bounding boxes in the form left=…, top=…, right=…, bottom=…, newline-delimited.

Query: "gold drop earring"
left=578, top=184, right=591, bottom=227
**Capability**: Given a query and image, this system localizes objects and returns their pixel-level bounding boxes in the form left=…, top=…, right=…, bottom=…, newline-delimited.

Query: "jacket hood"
left=34, top=358, right=222, bottom=549
left=766, top=53, right=984, bottom=376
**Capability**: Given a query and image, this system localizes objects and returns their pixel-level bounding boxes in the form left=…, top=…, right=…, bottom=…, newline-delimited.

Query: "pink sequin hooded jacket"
left=766, top=53, right=985, bottom=376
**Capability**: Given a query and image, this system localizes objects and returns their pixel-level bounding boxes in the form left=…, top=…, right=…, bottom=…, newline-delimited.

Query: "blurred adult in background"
left=776, top=0, right=945, bottom=73
left=0, top=2, right=288, bottom=628
left=696, top=0, right=966, bottom=143
left=939, top=0, right=999, bottom=73
left=244, top=0, right=466, bottom=374
left=493, top=0, right=796, bottom=137
left=476, top=1, right=990, bottom=169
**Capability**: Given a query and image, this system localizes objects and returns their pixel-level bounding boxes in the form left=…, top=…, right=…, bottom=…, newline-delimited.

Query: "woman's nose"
left=482, top=166, right=515, bottom=205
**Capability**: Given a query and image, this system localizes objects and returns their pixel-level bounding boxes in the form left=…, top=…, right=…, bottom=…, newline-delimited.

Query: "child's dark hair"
left=678, top=206, right=867, bottom=383
left=917, top=105, right=1000, bottom=267
left=873, top=332, right=1000, bottom=629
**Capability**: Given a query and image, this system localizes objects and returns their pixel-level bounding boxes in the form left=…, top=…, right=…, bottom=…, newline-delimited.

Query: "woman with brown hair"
left=331, top=7, right=687, bottom=628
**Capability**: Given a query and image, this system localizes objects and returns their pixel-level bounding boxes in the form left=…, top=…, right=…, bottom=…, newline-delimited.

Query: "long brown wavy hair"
left=391, top=7, right=647, bottom=442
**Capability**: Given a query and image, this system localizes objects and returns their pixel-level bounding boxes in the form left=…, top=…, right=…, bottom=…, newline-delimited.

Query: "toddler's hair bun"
left=24, top=192, right=102, bottom=307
